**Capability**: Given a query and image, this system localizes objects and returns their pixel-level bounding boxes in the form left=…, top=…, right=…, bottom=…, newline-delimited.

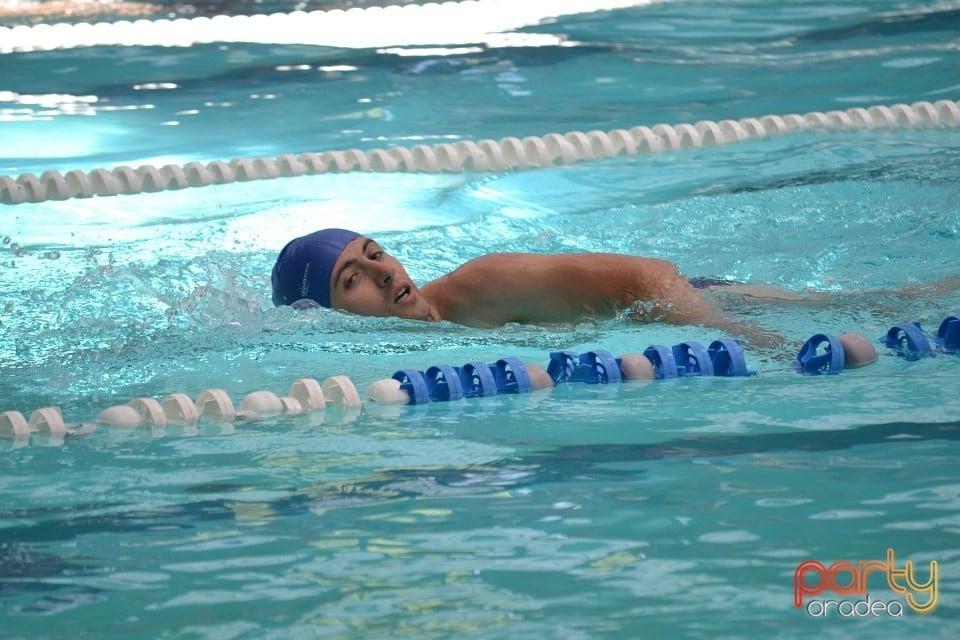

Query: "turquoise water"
left=1, top=0, right=959, bottom=637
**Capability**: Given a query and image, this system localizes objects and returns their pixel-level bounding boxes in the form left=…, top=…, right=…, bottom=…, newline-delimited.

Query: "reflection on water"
left=3, top=417, right=956, bottom=546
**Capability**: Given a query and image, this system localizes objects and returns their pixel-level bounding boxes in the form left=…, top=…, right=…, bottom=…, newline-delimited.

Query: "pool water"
left=1, top=0, right=959, bottom=637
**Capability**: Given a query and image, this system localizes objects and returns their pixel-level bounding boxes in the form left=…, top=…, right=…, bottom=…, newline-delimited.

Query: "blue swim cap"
left=271, top=228, right=361, bottom=308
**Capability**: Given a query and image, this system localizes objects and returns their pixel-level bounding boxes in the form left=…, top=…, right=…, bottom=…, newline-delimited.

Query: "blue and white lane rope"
left=1, top=315, right=957, bottom=447
left=793, top=316, right=960, bottom=375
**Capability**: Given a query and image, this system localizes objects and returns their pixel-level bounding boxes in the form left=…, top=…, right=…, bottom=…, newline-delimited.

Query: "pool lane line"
left=2, top=99, right=959, bottom=205
left=1, top=316, right=957, bottom=448
left=0, top=0, right=663, bottom=53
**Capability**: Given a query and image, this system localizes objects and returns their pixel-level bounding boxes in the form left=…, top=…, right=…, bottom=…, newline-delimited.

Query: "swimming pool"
left=1, top=0, right=959, bottom=636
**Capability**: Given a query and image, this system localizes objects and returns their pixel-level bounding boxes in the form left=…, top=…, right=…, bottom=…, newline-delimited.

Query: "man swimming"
left=271, top=228, right=782, bottom=344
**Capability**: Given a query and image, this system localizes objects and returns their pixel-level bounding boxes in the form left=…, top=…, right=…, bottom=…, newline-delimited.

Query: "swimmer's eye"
left=344, top=272, right=358, bottom=289
left=369, top=250, right=384, bottom=260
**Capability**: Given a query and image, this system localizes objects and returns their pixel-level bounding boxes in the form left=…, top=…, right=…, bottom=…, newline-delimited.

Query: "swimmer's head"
left=271, top=228, right=360, bottom=308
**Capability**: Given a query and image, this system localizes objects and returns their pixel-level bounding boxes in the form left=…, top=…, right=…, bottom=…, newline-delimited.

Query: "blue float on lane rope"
left=643, top=344, right=679, bottom=379
left=392, top=369, right=431, bottom=404
left=548, top=350, right=622, bottom=384
left=491, top=358, right=532, bottom=394
left=937, top=316, right=960, bottom=354
left=708, top=339, right=752, bottom=376
left=794, top=333, right=845, bottom=375
left=672, top=341, right=715, bottom=376
left=459, top=361, right=499, bottom=398
left=883, top=322, right=933, bottom=360
left=425, top=365, right=465, bottom=402
left=547, top=350, right=579, bottom=384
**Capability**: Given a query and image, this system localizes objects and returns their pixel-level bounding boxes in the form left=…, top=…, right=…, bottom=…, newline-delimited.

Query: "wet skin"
left=327, top=236, right=769, bottom=339
left=329, top=237, right=439, bottom=322
left=319, top=236, right=960, bottom=351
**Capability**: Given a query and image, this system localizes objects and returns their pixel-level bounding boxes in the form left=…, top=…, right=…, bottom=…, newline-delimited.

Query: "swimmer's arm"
left=424, top=253, right=785, bottom=347
left=423, top=253, right=686, bottom=326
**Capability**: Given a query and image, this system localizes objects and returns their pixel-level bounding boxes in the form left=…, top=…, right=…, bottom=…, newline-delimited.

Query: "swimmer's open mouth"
left=394, top=286, right=410, bottom=303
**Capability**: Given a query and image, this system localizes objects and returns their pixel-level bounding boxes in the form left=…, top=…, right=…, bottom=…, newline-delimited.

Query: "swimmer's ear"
left=291, top=298, right=322, bottom=310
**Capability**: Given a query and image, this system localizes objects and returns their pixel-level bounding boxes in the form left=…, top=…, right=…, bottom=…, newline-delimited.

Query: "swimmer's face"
left=329, top=237, right=432, bottom=320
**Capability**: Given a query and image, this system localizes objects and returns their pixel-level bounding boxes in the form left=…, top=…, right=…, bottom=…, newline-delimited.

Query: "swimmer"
left=271, top=228, right=794, bottom=347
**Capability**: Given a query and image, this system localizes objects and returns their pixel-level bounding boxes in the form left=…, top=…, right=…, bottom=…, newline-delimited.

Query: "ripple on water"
left=808, top=509, right=886, bottom=520
left=696, top=530, right=762, bottom=544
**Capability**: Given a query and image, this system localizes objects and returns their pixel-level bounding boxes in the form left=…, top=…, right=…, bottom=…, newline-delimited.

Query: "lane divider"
left=1, top=316, right=956, bottom=449
left=0, top=0, right=659, bottom=53
left=3, top=99, right=959, bottom=204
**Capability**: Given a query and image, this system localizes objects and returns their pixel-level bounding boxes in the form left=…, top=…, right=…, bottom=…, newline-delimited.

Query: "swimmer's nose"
left=370, top=262, right=393, bottom=287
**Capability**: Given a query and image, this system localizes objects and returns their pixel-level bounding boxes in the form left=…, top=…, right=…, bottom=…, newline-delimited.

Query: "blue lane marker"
left=708, top=339, right=752, bottom=377
left=643, top=344, right=678, bottom=379
left=491, top=357, right=532, bottom=394
left=547, top=350, right=579, bottom=384
left=794, top=333, right=845, bottom=375
left=385, top=316, right=956, bottom=409
left=937, top=316, right=960, bottom=354
left=883, top=322, right=933, bottom=360
left=548, top=350, right=623, bottom=384
left=391, top=369, right=431, bottom=404
left=425, top=365, right=465, bottom=402
left=672, top=341, right=715, bottom=376
left=459, top=361, right=499, bottom=398
left=574, top=350, right=623, bottom=384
